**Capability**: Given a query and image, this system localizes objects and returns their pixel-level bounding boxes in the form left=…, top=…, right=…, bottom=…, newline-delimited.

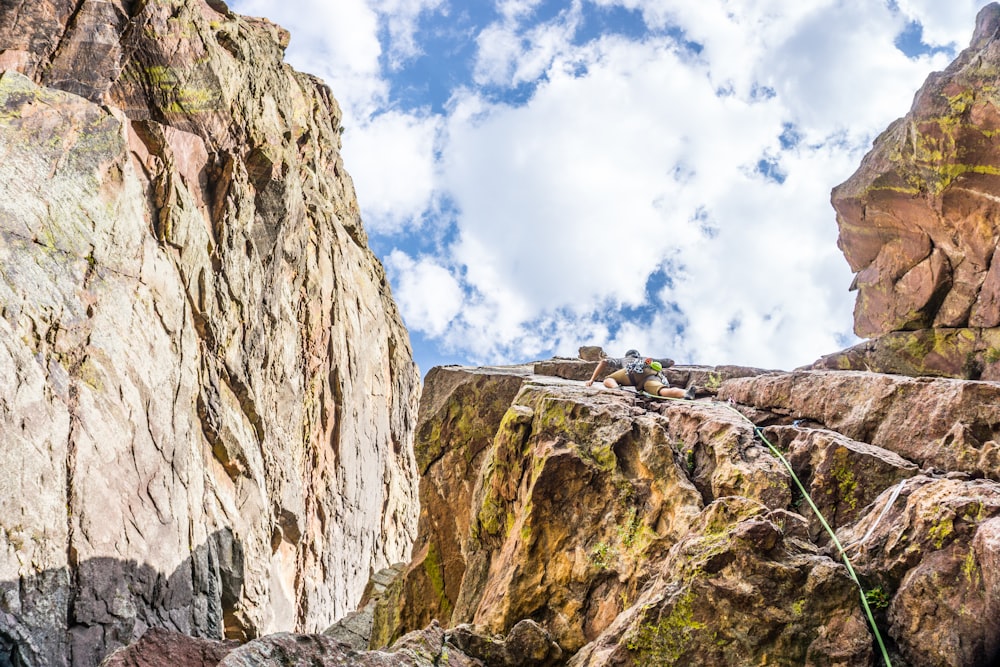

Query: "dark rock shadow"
left=0, top=529, right=244, bottom=667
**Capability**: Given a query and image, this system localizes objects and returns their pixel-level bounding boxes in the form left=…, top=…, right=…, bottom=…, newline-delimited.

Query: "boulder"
left=568, top=498, right=873, bottom=666
left=217, top=622, right=482, bottom=667
left=720, top=370, right=1000, bottom=479
left=373, top=363, right=1000, bottom=666
left=99, top=628, right=238, bottom=667
left=837, top=477, right=1000, bottom=667
left=832, top=4, right=1000, bottom=339
left=763, top=425, right=920, bottom=542
left=370, top=366, right=532, bottom=649
left=373, top=376, right=798, bottom=654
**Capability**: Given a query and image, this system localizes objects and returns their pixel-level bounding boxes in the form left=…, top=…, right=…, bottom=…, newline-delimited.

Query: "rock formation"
left=826, top=2, right=1000, bottom=378
left=365, top=359, right=1000, bottom=667
left=0, top=0, right=419, bottom=664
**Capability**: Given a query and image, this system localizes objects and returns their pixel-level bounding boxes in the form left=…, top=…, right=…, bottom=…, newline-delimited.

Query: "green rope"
left=657, top=394, right=893, bottom=666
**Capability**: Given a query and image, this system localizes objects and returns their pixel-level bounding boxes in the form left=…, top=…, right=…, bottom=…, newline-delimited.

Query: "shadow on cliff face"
left=0, top=529, right=245, bottom=667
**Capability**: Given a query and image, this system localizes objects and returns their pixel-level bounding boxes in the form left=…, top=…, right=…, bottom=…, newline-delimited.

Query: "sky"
left=229, top=0, right=993, bottom=376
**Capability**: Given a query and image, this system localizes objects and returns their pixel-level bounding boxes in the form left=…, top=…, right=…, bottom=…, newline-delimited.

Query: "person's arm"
left=585, top=359, right=608, bottom=386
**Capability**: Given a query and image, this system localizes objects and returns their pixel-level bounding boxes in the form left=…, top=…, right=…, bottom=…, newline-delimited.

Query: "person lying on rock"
left=585, top=349, right=695, bottom=399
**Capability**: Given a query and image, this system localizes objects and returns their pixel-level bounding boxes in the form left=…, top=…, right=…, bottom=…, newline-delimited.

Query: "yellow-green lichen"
left=422, top=541, right=453, bottom=619
left=831, top=447, right=859, bottom=511
left=962, top=547, right=980, bottom=586
left=928, top=515, right=954, bottom=549
left=626, top=590, right=705, bottom=662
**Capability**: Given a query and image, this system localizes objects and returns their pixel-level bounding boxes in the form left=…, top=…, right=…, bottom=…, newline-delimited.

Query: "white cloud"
left=895, top=0, right=991, bottom=47
left=342, top=110, right=441, bottom=233
left=384, top=251, right=464, bottom=336
left=227, top=0, right=996, bottom=371
left=474, top=5, right=582, bottom=87
left=369, top=0, right=447, bottom=68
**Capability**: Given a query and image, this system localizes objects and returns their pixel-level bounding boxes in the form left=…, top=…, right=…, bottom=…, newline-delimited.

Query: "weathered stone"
left=810, top=327, right=1000, bottom=380
left=370, top=367, right=531, bottom=649
left=661, top=364, right=772, bottom=395
left=374, top=376, right=795, bottom=655
left=447, top=620, right=562, bottom=667
left=568, top=498, right=873, bottom=666
left=216, top=623, right=483, bottom=667
left=0, top=0, right=419, bottom=663
left=99, top=628, right=238, bottom=667
left=764, top=425, right=920, bottom=542
left=721, top=370, right=1000, bottom=480
left=832, top=3, right=1000, bottom=339
left=324, top=564, right=407, bottom=650
left=836, top=477, right=1000, bottom=667
left=532, top=358, right=597, bottom=381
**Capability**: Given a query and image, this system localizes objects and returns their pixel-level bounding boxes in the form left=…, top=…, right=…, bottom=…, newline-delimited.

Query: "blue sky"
left=229, top=0, right=992, bottom=376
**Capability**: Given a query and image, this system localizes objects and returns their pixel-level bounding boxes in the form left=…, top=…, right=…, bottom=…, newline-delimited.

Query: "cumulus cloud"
left=341, top=110, right=442, bottom=233
left=369, top=0, right=447, bottom=68
left=384, top=251, right=464, bottom=336
left=230, top=0, right=995, bottom=371
left=895, top=0, right=989, bottom=47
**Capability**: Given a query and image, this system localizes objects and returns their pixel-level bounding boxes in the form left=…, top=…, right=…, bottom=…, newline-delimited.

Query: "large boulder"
left=837, top=477, right=1000, bottom=667
left=720, top=370, right=1000, bottom=479
left=370, top=366, right=532, bottom=649
left=568, top=498, right=873, bottom=666
left=832, top=3, right=1000, bottom=339
left=369, top=364, right=1000, bottom=666
left=0, top=0, right=419, bottom=663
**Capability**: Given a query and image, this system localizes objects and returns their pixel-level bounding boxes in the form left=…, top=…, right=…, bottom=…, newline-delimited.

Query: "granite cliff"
left=0, top=0, right=419, bottom=664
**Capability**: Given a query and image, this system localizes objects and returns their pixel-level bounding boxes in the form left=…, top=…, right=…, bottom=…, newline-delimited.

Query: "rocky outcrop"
left=829, top=3, right=1000, bottom=376
left=368, top=362, right=1000, bottom=667
left=104, top=620, right=545, bottom=666
left=100, top=628, right=238, bottom=667
left=833, top=3, right=1000, bottom=336
left=0, top=0, right=419, bottom=664
left=809, top=327, right=1000, bottom=380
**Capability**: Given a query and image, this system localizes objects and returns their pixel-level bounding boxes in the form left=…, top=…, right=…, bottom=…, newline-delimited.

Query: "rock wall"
left=0, top=0, right=420, bottom=664
left=369, top=362, right=1000, bottom=667
left=829, top=3, right=1000, bottom=378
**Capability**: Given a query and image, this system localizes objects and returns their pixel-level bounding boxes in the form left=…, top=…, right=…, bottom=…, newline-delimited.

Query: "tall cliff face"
left=826, top=3, right=1000, bottom=378
left=369, top=362, right=1000, bottom=667
left=0, top=0, right=420, bottom=664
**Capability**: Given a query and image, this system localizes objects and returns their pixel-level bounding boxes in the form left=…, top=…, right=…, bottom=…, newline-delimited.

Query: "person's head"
left=624, top=349, right=640, bottom=358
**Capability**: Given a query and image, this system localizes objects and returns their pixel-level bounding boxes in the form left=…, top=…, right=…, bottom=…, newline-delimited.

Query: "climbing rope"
left=657, top=394, right=894, bottom=667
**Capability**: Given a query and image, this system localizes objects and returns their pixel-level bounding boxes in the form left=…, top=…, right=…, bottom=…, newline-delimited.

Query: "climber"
left=585, top=349, right=695, bottom=399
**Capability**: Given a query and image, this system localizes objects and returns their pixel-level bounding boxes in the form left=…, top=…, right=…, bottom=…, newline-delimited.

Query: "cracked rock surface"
left=0, top=0, right=419, bottom=664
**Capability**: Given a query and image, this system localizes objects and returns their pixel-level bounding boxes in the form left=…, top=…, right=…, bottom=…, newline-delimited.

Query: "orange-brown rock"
left=832, top=3, right=1000, bottom=338
left=837, top=478, right=1000, bottom=666
left=369, top=365, right=1000, bottom=666
left=810, top=327, right=1000, bottom=380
